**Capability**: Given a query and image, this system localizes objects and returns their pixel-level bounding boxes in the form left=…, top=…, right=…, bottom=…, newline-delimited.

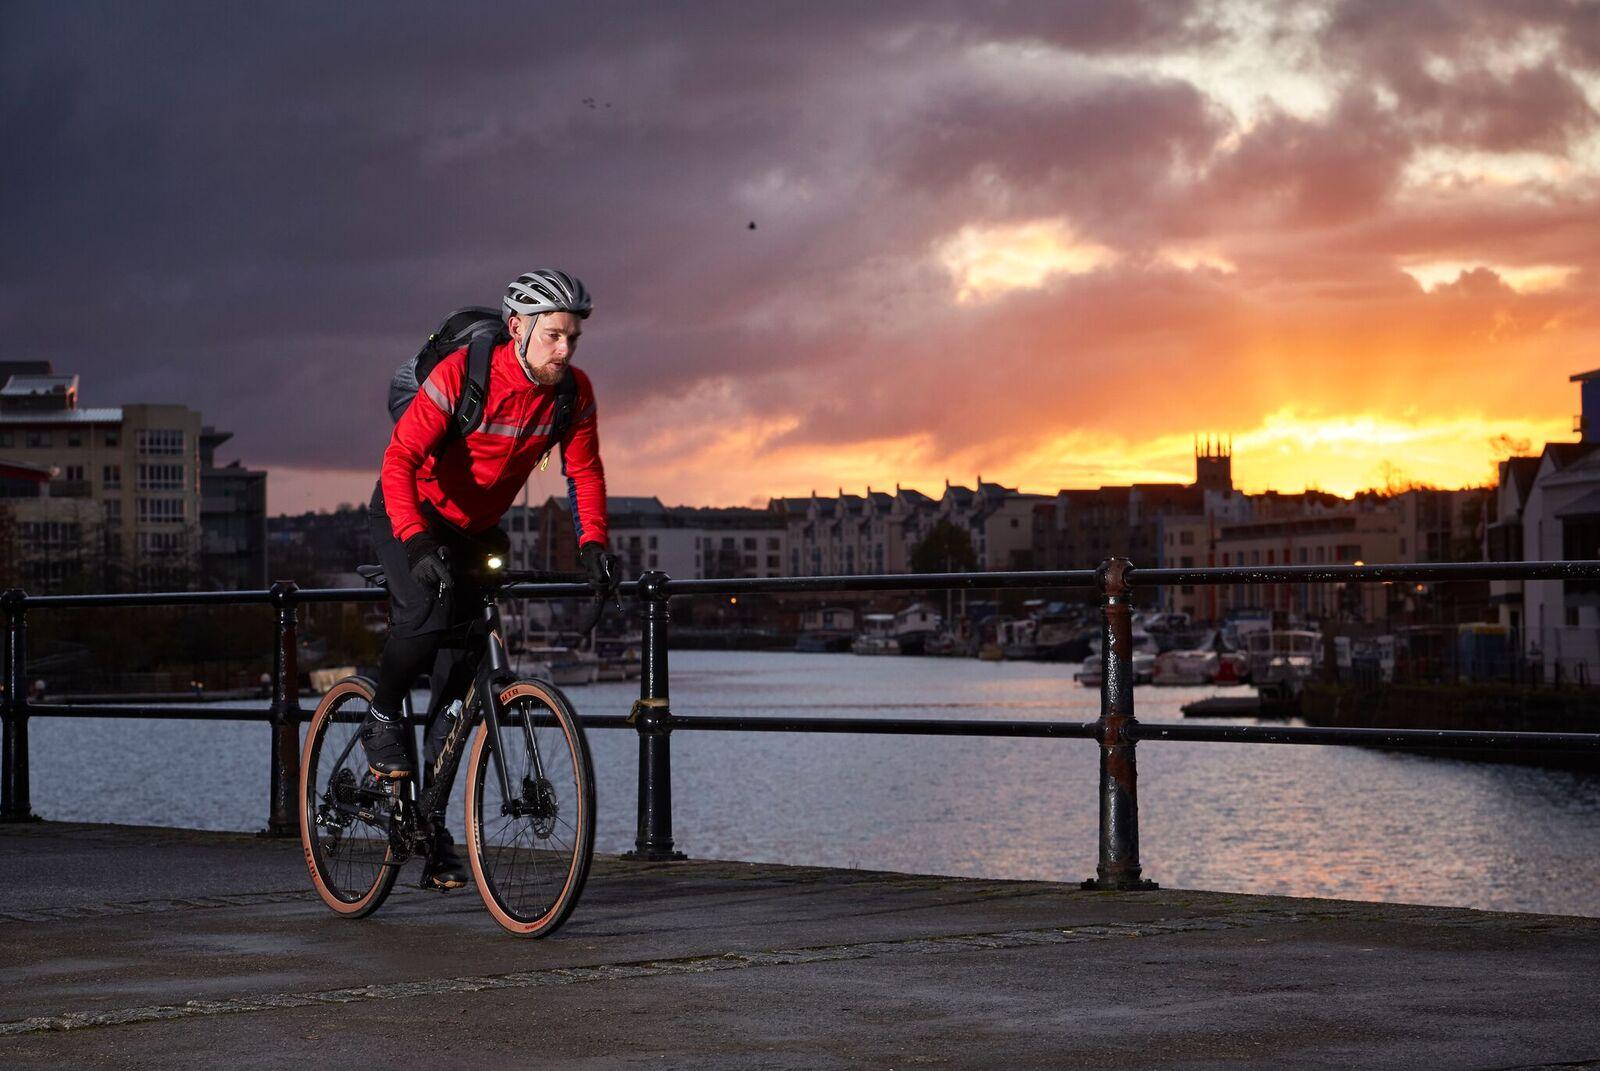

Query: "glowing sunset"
left=4, top=2, right=1598, bottom=512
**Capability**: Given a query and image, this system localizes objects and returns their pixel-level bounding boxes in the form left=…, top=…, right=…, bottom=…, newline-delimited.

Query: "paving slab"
left=1, top=822, right=1597, bottom=1069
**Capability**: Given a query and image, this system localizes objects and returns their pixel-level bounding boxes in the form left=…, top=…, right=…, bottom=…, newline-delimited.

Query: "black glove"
left=404, top=532, right=455, bottom=599
left=578, top=542, right=620, bottom=598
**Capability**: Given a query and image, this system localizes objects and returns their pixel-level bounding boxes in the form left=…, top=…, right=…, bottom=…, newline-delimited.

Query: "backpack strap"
left=450, top=332, right=496, bottom=441
left=536, top=369, right=581, bottom=471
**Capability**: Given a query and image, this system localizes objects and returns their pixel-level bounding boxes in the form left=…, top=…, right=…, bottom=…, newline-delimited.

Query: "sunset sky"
left=4, top=1, right=1598, bottom=512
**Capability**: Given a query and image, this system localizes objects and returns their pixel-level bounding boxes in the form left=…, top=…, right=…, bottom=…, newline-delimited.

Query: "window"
left=1010, top=518, right=1019, bottom=528
left=138, top=531, right=187, bottom=553
left=648, top=554, right=658, bottom=568
left=137, top=429, right=185, bottom=456
left=64, top=464, right=84, bottom=481
left=105, top=499, right=121, bottom=523
left=767, top=537, right=779, bottom=551
left=18, top=521, right=81, bottom=550
left=103, top=464, right=121, bottom=489
left=767, top=554, right=780, bottom=569
left=67, top=432, right=82, bottom=448
left=649, top=535, right=658, bottom=549
left=25, top=431, right=50, bottom=449
left=104, top=431, right=119, bottom=448
left=1180, top=531, right=1195, bottom=546
left=138, top=497, right=185, bottom=524
left=137, top=464, right=185, bottom=490
left=0, top=432, right=10, bottom=448
left=744, top=537, right=756, bottom=550
left=1567, top=606, right=1580, bottom=628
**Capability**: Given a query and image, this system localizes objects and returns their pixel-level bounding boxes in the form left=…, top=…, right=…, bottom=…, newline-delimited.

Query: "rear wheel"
left=465, top=679, right=595, bottom=937
left=299, top=676, right=401, bottom=918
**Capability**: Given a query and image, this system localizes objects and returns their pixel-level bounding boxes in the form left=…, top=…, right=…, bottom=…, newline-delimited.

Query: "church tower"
left=1194, top=434, right=1233, bottom=493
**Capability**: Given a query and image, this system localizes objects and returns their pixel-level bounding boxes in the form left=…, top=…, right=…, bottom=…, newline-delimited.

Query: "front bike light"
left=486, top=554, right=505, bottom=571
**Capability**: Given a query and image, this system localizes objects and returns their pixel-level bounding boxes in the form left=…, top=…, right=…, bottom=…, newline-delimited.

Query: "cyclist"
left=363, top=269, right=620, bottom=889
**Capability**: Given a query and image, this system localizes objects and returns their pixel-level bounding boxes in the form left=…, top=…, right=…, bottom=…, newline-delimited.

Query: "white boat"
left=1152, top=649, right=1218, bottom=686
left=851, top=635, right=902, bottom=655
left=1075, top=650, right=1157, bottom=687
left=1246, top=629, right=1322, bottom=701
left=1152, top=630, right=1247, bottom=686
left=852, top=613, right=901, bottom=655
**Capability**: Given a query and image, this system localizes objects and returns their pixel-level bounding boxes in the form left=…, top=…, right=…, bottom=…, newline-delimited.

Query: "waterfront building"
left=199, top=427, right=268, bottom=590
left=1481, top=367, right=1600, bottom=682
left=0, top=361, right=258, bottom=591
left=1215, top=501, right=1400, bottom=622
left=781, top=485, right=938, bottom=576
left=1518, top=440, right=1600, bottom=682
left=1485, top=456, right=1543, bottom=639
left=534, top=495, right=786, bottom=580
left=0, top=459, right=105, bottom=591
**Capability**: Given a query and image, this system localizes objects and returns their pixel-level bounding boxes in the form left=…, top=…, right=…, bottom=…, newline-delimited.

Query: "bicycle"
left=298, top=555, right=606, bottom=938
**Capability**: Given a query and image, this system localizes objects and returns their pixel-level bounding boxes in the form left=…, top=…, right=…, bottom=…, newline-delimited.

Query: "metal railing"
left=4, top=559, right=1600, bottom=889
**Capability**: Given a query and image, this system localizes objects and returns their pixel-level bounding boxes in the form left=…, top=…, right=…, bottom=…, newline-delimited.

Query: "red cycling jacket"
left=381, top=337, right=608, bottom=548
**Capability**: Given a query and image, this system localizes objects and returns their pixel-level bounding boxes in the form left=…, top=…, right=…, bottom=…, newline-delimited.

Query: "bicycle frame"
left=414, top=594, right=526, bottom=819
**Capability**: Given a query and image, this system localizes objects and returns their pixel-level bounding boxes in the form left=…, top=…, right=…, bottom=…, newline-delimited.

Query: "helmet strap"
left=515, top=312, right=542, bottom=381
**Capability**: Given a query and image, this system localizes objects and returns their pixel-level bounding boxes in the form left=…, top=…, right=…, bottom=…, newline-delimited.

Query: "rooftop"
left=0, top=374, right=78, bottom=397
left=0, top=408, right=123, bottom=425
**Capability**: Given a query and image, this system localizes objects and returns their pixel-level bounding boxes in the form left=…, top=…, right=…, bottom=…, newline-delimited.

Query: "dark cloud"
left=2, top=0, right=1599, bottom=505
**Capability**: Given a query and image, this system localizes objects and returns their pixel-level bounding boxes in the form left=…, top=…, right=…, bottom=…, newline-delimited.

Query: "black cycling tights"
left=372, top=631, right=439, bottom=717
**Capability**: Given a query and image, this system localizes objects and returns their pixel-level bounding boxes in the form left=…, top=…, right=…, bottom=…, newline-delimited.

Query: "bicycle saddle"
left=357, top=564, right=387, bottom=588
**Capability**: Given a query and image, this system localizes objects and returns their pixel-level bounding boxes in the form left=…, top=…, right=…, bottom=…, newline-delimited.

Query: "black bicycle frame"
left=409, top=594, right=525, bottom=819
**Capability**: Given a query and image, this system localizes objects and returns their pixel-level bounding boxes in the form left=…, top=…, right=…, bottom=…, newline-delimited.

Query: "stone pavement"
left=2, top=821, right=1598, bottom=1069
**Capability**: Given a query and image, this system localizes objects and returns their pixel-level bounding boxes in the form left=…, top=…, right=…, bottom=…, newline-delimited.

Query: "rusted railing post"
left=1, top=589, right=39, bottom=823
left=625, top=570, right=686, bottom=860
left=1083, top=559, right=1156, bottom=890
left=262, top=580, right=303, bottom=837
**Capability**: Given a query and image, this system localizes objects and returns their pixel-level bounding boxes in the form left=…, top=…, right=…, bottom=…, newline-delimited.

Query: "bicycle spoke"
left=304, top=684, right=396, bottom=909
left=473, top=691, right=590, bottom=928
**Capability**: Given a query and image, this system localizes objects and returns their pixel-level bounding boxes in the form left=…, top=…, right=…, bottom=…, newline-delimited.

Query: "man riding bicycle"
left=363, top=269, right=619, bottom=890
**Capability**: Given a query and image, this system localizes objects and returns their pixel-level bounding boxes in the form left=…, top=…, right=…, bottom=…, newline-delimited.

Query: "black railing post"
left=1083, top=559, right=1156, bottom=890
left=625, top=570, right=686, bottom=861
left=1, top=589, right=39, bottom=823
left=262, top=580, right=303, bottom=838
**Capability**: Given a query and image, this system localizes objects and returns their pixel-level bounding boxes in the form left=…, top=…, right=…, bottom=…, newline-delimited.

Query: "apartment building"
left=1215, top=504, right=1401, bottom=622
left=1, top=367, right=199, bottom=589
left=200, top=427, right=268, bottom=590
left=1517, top=439, right=1600, bottom=682
left=531, top=495, right=786, bottom=580
left=0, top=460, right=104, bottom=591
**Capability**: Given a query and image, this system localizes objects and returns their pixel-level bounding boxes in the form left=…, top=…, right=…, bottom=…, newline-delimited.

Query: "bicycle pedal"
left=421, top=877, right=466, bottom=892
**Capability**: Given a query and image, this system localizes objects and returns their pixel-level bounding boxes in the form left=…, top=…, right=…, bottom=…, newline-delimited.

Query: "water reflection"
left=27, top=650, right=1600, bottom=917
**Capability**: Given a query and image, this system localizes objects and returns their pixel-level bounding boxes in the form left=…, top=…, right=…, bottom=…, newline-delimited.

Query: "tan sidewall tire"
left=466, top=680, right=594, bottom=937
left=299, top=676, right=396, bottom=917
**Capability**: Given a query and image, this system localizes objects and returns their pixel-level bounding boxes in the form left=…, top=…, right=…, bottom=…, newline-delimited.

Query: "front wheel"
left=465, top=679, right=596, bottom=937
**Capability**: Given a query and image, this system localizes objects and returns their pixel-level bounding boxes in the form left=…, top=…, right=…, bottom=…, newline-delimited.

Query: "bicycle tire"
left=299, top=676, right=401, bottom=918
left=465, top=679, right=596, bottom=938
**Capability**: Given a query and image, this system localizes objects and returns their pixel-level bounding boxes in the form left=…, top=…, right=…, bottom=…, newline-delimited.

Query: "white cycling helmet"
left=504, top=269, right=593, bottom=320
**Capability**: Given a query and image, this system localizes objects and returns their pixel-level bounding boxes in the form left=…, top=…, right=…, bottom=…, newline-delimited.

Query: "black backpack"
left=388, top=306, right=579, bottom=459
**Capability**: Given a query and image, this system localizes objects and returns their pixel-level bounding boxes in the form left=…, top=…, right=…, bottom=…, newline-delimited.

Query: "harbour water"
left=27, top=650, right=1600, bottom=917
